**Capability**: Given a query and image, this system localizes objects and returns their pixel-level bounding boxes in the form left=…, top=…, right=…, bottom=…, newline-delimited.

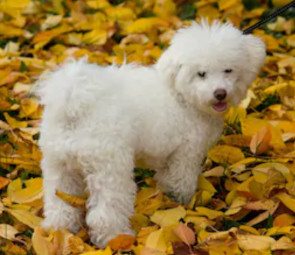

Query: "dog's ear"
left=244, top=34, right=266, bottom=76
left=156, top=48, right=180, bottom=86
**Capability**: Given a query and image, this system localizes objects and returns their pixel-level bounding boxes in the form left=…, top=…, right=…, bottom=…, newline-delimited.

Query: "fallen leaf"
left=145, top=229, right=167, bottom=252
left=0, top=224, right=18, bottom=240
left=108, top=234, right=136, bottom=250
left=208, top=145, right=245, bottom=165
left=250, top=126, right=272, bottom=155
left=56, top=190, right=86, bottom=208
left=237, top=234, right=276, bottom=251
left=274, top=213, right=295, bottom=227
left=5, top=208, right=42, bottom=228
left=173, top=223, right=195, bottom=246
left=150, top=206, right=186, bottom=227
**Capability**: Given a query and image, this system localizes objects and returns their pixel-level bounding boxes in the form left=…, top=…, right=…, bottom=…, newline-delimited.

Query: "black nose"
left=214, top=89, right=227, bottom=101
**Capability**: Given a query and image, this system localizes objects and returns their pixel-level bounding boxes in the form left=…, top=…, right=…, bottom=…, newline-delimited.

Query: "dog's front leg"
left=155, top=143, right=202, bottom=205
left=80, top=146, right=136, bottom=248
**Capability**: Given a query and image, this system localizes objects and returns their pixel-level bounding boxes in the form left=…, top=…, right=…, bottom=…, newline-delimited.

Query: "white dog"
left=37, top=21, right=265, bottom=247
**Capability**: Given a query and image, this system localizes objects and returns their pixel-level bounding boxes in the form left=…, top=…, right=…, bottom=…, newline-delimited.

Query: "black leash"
left=242, top=0, right=295, bottom=34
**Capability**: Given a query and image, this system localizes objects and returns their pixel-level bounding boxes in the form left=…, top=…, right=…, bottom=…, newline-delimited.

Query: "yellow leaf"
left=218, top=0, right=239, bottom=11
left=145, top=229, right=167, bottom=252
left=8, top=178, right=43, bottom=204
left=126, top=18, right=168, bottom=34
left=224, top=106, right=247, bottom=125
left=275, top=192, right=295, bottom=213
left=150, top=206, right=186, bottom=227
left=193, top=207, right=223, bottom=220
left=198, top=174, right=216, bottom=194
left=0, top=0, right=31, bottom=17
left=7, top=178, right=22, bottom=197
left=250, top=126, right=272, bottom=155
left=208, top=145, right=245, bottom=165
left=82, top=29, right=107, bottom=45
left=253, top=162, right=290, bottom=174
left=32, top=24, right=73, bottom=49
left=5, top=208, right=42, bottom=228
left=241, top=117, right=285, bottom=150
left=225, top=196, right=247, bottom=215
left=4, top=112, right=27, bottom=129
left=55, top=190, right=86, bottom=208
left=41, top=15, right=63, bottom=31
left=1, top=242, right=27, bottom=255
left=248, top=179, right=264, bottom=200
left=271, top=236, right=295, bottom=251
left=197, top=5, right=220, bottom=20
left=274, top=213, right=295, bottom=227
left=153, top=0, right=176, bottom=17
left=272, top=0, right=293, bottom=6
left=195, top=190, right=214, bottom=206
left=80, top=246, right=112, bottom=255
left=259, top=34, right=280, bottom=51
left=131, top=213, right=149, bottom=233
left=86, top=0, right=110, bottom=9
left=264, top=83, right=288, bottom=94
left=266, top=226, right=295, bottom=236
left=229, top=157, right=265, bottom=170
left=239, top=225, right=260, bottom=235
left=237, top=234, right=276, bottom=251
left=241, top=117, right=269, bottom=136
left=106, top=7, right=135, bottom=21
left=32, top=227, right=54, bottom=255
left=173, top=223, right=195, bottom=246
left=0, top=224, right=18, bottom=240
left=137, top=226, right=159, bottom=245
left=185, top=216, right=214, bottom=232
left=135, top=188, right=163, bottom=215
left=287, top=34, right=295, bottom=47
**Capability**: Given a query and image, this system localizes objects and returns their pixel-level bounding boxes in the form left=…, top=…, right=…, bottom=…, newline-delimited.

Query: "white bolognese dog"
left=37, top=20, right=265, bottom=247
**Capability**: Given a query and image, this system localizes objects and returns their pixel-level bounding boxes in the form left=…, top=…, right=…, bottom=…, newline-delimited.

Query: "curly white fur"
left=37, top=21, right=265, bottom=247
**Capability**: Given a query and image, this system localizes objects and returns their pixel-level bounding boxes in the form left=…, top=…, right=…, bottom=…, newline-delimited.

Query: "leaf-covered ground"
left=0, top=0, right=295, bottom=254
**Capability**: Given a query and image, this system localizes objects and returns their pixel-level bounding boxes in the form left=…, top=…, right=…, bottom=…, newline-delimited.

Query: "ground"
left=0, top=0, right=295, bottom=254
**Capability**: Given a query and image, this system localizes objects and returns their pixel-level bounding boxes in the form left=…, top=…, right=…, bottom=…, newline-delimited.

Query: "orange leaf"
left=55, top=190, right=86, bottom=208
left=250, top=126, right=272, bottom=155
left=0, top=177, right=10, bottom=190
left=173, top=223, right=195, bottom=246
left=108, top=234, right=136, bottom=250
left=274, top=213, right=295, bottom=227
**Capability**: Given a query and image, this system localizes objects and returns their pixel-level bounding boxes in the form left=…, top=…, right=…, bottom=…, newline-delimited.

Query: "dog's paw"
left=166, top=191, right=194, bottom=205
left=42, top=216, right=82, bottom=234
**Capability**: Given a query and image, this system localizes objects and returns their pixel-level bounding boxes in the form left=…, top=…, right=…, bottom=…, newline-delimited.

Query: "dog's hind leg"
left=41, top=157, right=85, bottom=233
left=80, top=144, right=136, bottom=248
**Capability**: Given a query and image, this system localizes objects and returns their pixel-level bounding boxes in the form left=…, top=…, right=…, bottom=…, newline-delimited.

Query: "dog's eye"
left=198, top=72, right=206, bottom=78
left=224, top=69, right=232, bottom=73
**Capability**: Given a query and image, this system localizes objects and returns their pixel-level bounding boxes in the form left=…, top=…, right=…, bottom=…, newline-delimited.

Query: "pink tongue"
left=213, top=102, right=227, bottom=112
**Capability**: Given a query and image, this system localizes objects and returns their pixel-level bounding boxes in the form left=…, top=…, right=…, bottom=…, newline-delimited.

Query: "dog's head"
left=157, top=20, right=266, bottom=115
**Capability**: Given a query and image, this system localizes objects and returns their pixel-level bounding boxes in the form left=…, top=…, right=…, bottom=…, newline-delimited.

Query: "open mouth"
left=212, top=102, right=227, bottom=112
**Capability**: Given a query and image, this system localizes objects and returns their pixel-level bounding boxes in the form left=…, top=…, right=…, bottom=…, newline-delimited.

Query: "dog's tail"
left=35, top=57, right=98, bottom=120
